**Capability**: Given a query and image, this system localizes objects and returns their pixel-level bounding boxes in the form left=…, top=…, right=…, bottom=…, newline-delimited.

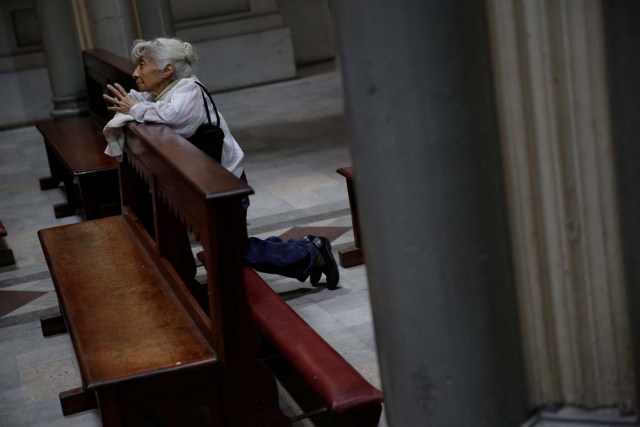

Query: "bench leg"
left=54, top=202, right=79, bottom=218
left=338, top=246, right=364, bottom=268
left=42, top=140, right=83, bottom=218
left=95, top=389, right=127, bottom=427
left=338, top=170, right=365, bottom=268
left=39, top=143, right=65, bottom=190
left=0, top=248, right=15, bottom=267
left=39, top=176, right=61, bottom=190
left=59, top=387, right=97, bottom=416
left=77, top=170, right=121, bottom=220
left=40, top=311, right=67, bottom=336
left=53, top=179, right=82, bottom=218
left=331, top=405, right=383, bottom=427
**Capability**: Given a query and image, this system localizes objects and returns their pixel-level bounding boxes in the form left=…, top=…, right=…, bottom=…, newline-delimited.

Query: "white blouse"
left=128, top=77, right=244, bottom=177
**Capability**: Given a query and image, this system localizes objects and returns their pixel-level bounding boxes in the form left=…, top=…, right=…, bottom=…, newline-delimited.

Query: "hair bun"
left=183, top=42, right=196, bottom=65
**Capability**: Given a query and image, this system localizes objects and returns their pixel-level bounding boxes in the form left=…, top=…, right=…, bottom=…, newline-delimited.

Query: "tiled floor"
left=0, top=64, right=637, bottom=426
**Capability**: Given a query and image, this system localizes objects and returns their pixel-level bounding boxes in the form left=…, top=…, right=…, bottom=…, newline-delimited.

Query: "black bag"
left=186, top=81, right=224, bottom=163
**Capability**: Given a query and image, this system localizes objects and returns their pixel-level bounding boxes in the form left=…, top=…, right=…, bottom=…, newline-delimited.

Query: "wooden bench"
left=39, top=123, right=382, bottom=425
left=245, top=268, right=383, bottom=426
left=37, top=49, right=135, bottom=220
left=0, top=219, right=16, bottom=267
left=337, top=167, right=365, bottom=267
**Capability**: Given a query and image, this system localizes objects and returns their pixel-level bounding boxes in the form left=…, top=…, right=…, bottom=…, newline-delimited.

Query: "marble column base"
left=50, top=95, right=87, bottom=119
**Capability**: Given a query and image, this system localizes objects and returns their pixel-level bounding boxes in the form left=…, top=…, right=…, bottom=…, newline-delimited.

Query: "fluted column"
left=86, top=0, right=137, bottom=57
left=71, top=0, right=95, bottom=50
left=486, top=0, right=634, bottom=409
left=602, top=0, right=640, bottom=412
left=34, top=0, right=86, bottom=118
left=134, top=0, right=175, bottom=39
left=330, top=0, right=527, bottom=425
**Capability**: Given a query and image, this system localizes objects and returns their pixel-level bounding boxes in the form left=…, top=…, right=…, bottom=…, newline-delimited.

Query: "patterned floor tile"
left=0, top=290, right=48, bottom=317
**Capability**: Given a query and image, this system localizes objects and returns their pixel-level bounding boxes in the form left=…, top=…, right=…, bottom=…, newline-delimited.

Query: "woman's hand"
left=103, top=83, right=139, bottom=115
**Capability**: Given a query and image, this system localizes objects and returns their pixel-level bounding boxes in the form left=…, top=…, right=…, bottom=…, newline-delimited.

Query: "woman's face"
left=132, top=54, right=170, bottom=96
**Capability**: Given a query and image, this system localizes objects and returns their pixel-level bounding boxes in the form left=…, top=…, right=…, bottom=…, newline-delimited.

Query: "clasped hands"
left=103, top=83, right=139, bottom=115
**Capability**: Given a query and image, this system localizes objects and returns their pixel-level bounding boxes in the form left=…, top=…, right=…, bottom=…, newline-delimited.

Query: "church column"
left=602, top=0, right=640, bottom=411
left=34, top=0, right=86, bottom=118
left=134, top=0, right=175, bottom=39
left=486, top=0, right=634, bottom=410
left=329, top=1, right=527, bottom=425
left=70, top=0, right=95, bottom=50
left=86, top=0, right=138, bottom=57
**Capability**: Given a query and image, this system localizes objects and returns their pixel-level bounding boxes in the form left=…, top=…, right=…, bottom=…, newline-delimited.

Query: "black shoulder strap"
left=194, top=81, right=221, bottom=127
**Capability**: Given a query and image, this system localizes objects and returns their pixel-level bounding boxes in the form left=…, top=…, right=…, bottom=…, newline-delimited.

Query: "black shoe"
left=301, top=235, right=322, bottom=286
left=308, top=236, right=340, bottom=290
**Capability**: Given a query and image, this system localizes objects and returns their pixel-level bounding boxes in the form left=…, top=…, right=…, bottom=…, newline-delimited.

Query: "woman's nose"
left=132, top=66, right=140, bottom=78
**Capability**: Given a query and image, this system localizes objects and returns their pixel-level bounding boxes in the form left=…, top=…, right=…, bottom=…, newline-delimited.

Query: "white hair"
left=131, top=38, right=197, bottom=79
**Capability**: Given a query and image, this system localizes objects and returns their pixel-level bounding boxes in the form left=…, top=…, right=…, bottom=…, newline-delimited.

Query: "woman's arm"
left=128, top=82, right=203, bottom=133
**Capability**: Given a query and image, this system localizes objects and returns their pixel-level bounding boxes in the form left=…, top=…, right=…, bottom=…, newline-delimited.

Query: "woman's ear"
left=162, top=64, right=175, bottom=79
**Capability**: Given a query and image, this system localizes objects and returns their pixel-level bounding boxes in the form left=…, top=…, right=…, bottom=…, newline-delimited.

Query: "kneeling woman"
left=103, top=37, right=339, bottom=289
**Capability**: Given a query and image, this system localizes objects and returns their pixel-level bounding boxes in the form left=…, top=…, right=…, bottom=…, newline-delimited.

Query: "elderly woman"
left=103, top=38, right=242, bottom=176
left=103, top=37, right=338, bottom=289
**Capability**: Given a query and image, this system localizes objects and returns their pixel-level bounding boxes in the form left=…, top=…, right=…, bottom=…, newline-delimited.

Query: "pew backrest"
left=83, top=49, right=136, bottom=123
left=121, top=124, right=292, bottom=425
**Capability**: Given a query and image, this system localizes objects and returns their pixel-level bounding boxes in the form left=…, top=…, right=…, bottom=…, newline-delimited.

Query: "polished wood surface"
left=37, top=118, right=117, bottom=173
left=39, top=216, right=217, bottom=390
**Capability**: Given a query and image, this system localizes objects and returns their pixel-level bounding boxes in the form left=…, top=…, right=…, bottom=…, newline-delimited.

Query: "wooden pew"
left=0, top=219, right=16, bottom=267
left=39, top=122, right=288, bottom=425
left=38, top=123, right=382, bottom=425
left=37, top=49, right=135, bottom=220
left=336, top=167, right=365, bottom=267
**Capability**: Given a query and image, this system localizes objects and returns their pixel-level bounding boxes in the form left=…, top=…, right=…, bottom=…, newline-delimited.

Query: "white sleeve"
left=128, top=89, right=147, bottom=102
left=128, top=83, right=204, bottom=137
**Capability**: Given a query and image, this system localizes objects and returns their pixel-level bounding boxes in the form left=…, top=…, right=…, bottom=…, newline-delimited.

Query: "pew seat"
left=38, top=215, right=218, bottom=421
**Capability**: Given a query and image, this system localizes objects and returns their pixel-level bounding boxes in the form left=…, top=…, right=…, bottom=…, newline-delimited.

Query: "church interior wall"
left=0, top=0, right=336, bottom=128
left=0, top=0, right=52, bottom=129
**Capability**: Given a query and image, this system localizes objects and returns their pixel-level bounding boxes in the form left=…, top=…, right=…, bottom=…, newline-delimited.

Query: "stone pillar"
left=602, top=0, right=640, bottom=411
left=86, top=0, right=137, bottom=57
left=135, top=0, right=175, bottom=39
left=71, top=0, right=95, bottom=50
left=487, top=0, right=634, bottom=410
left=34, top=0, right=86, bottom=118
left=329, top=1, right=527, bottom=426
